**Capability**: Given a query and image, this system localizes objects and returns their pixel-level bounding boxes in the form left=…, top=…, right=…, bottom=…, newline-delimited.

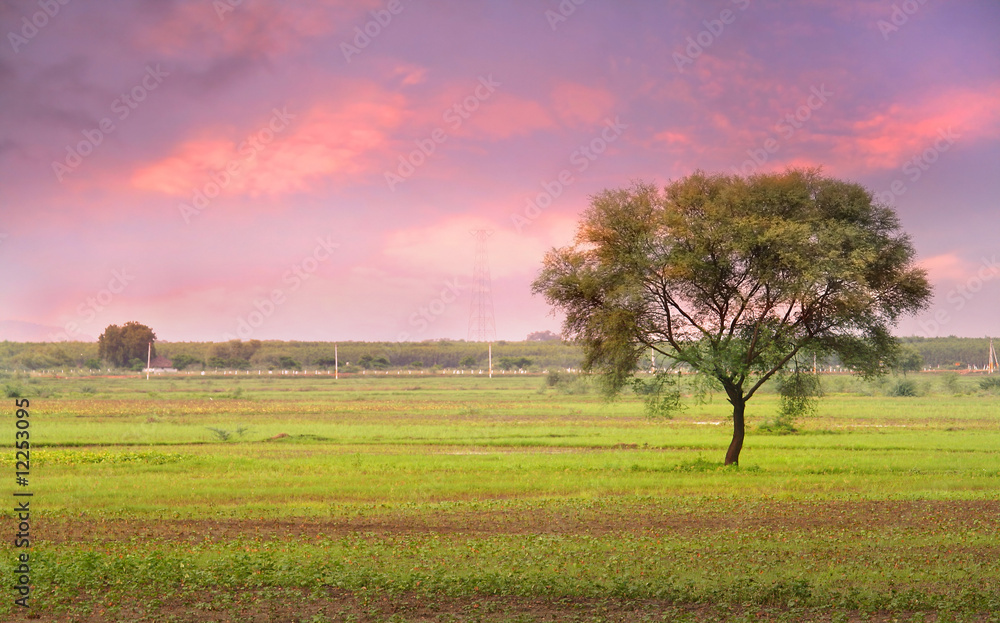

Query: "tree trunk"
left=724, top=398, right=746, bottom=466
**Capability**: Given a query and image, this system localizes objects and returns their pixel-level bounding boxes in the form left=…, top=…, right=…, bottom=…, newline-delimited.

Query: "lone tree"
left=98, top=322, right=157, bottom=368
left=533, top=169, right=931, bottom=465
left=893, top=344, right=924, bottom=376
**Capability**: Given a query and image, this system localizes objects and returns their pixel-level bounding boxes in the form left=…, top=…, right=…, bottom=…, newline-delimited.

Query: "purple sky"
left=1, top=0, right=998, bottom=343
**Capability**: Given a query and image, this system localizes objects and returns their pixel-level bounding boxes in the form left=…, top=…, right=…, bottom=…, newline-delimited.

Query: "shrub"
left=205, top=425, right=251, bottom=442
left=979, top=377, right=1000, bottom=392
left=888, top=378, right=918, bottom=397
left=544, top=371, right=590, bottom=395
left=757, top=415, right=797, bottom=435
left=939, top=372, right=961, bottom=394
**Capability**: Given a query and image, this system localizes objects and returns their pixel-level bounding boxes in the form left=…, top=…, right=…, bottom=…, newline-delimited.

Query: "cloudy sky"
left=1, top=0, right=998, bottom=343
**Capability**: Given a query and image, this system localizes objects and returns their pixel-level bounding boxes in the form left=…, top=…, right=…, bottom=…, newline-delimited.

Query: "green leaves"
left=776, top=366, right=824, bottom=422
left=533, top=168, right=932, bottom=463
left=535, top=168, right=931, bottom=393
left=630, top=372, right=683, bottom=419
left=98, top=321, right=157, bottom=368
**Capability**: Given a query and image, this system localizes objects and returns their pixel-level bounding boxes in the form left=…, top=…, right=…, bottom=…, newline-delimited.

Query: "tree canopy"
left=98, top=322, right=157, bottom=368
left=208, top=339, right=262, bottom=369
left=532, top=169, right=932, bottom=464
left=893, top=344, right=924, bottom=376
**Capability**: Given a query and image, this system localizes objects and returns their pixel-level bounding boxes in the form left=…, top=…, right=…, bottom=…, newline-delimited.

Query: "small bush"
left=757, top=415, right=797, bottom=435
left=673, top=457, right=721, bottom=472
left=205, top=426, right=251, bottom=442
left=979, top=376, right=1000, bottom=392
left=544, top=371, right=591, bottom=395
left=206, top=427, right=232, bottom=441
left=888, top=378, right=918, bottom=397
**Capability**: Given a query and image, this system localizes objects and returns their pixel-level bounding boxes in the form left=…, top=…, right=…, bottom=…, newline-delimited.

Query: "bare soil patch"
left=8, top=589, right=998, bottom=623
left=19, top=499, right=1000, bottom=545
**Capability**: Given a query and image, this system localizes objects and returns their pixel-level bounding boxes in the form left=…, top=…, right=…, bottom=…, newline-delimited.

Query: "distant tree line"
left=0, top=335, right=996, bottom=372
left=898, top=336, right=997, bottom=370
left=153, top=340, right=584, bottom=372
left=0, top=338, right=581, bottom=371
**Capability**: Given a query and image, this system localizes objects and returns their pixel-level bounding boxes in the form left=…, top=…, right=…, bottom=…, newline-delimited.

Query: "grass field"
left=2, top=372, right=999, bottom=622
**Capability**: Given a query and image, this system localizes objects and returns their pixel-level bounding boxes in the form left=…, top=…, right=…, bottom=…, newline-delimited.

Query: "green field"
left=2, top=372, right=999, bottom=622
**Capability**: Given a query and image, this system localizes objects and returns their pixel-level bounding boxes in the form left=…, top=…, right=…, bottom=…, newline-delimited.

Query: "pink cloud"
left=550, top=83, right=617, bottom=127
left=919, top=253, right=978, bottom=284
left=391, top=78, right=556, bottom=143
left=650, top=61, right=1000, bottom=179
left=391, top=64, right=429, bottom=86
left=381, top=213, right=576, bottom=280
left=652, top=130, right=693, bottom=147
left=455, top=93, right=556, bottom=140
left=132, top=87, right=406, bottom=197
left=829, top=86, right=1000, bottom=170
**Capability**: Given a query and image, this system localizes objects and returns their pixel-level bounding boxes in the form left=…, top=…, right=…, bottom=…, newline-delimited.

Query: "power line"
left=467, top=230, right=496, bottom=342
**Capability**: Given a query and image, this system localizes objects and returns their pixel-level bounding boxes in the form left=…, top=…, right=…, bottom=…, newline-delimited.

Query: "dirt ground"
left=18, top=499, right=1000, bottom=544
left=7, top=500, right=998, bottom=622
left=7, top=589, right=999, bottom=623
